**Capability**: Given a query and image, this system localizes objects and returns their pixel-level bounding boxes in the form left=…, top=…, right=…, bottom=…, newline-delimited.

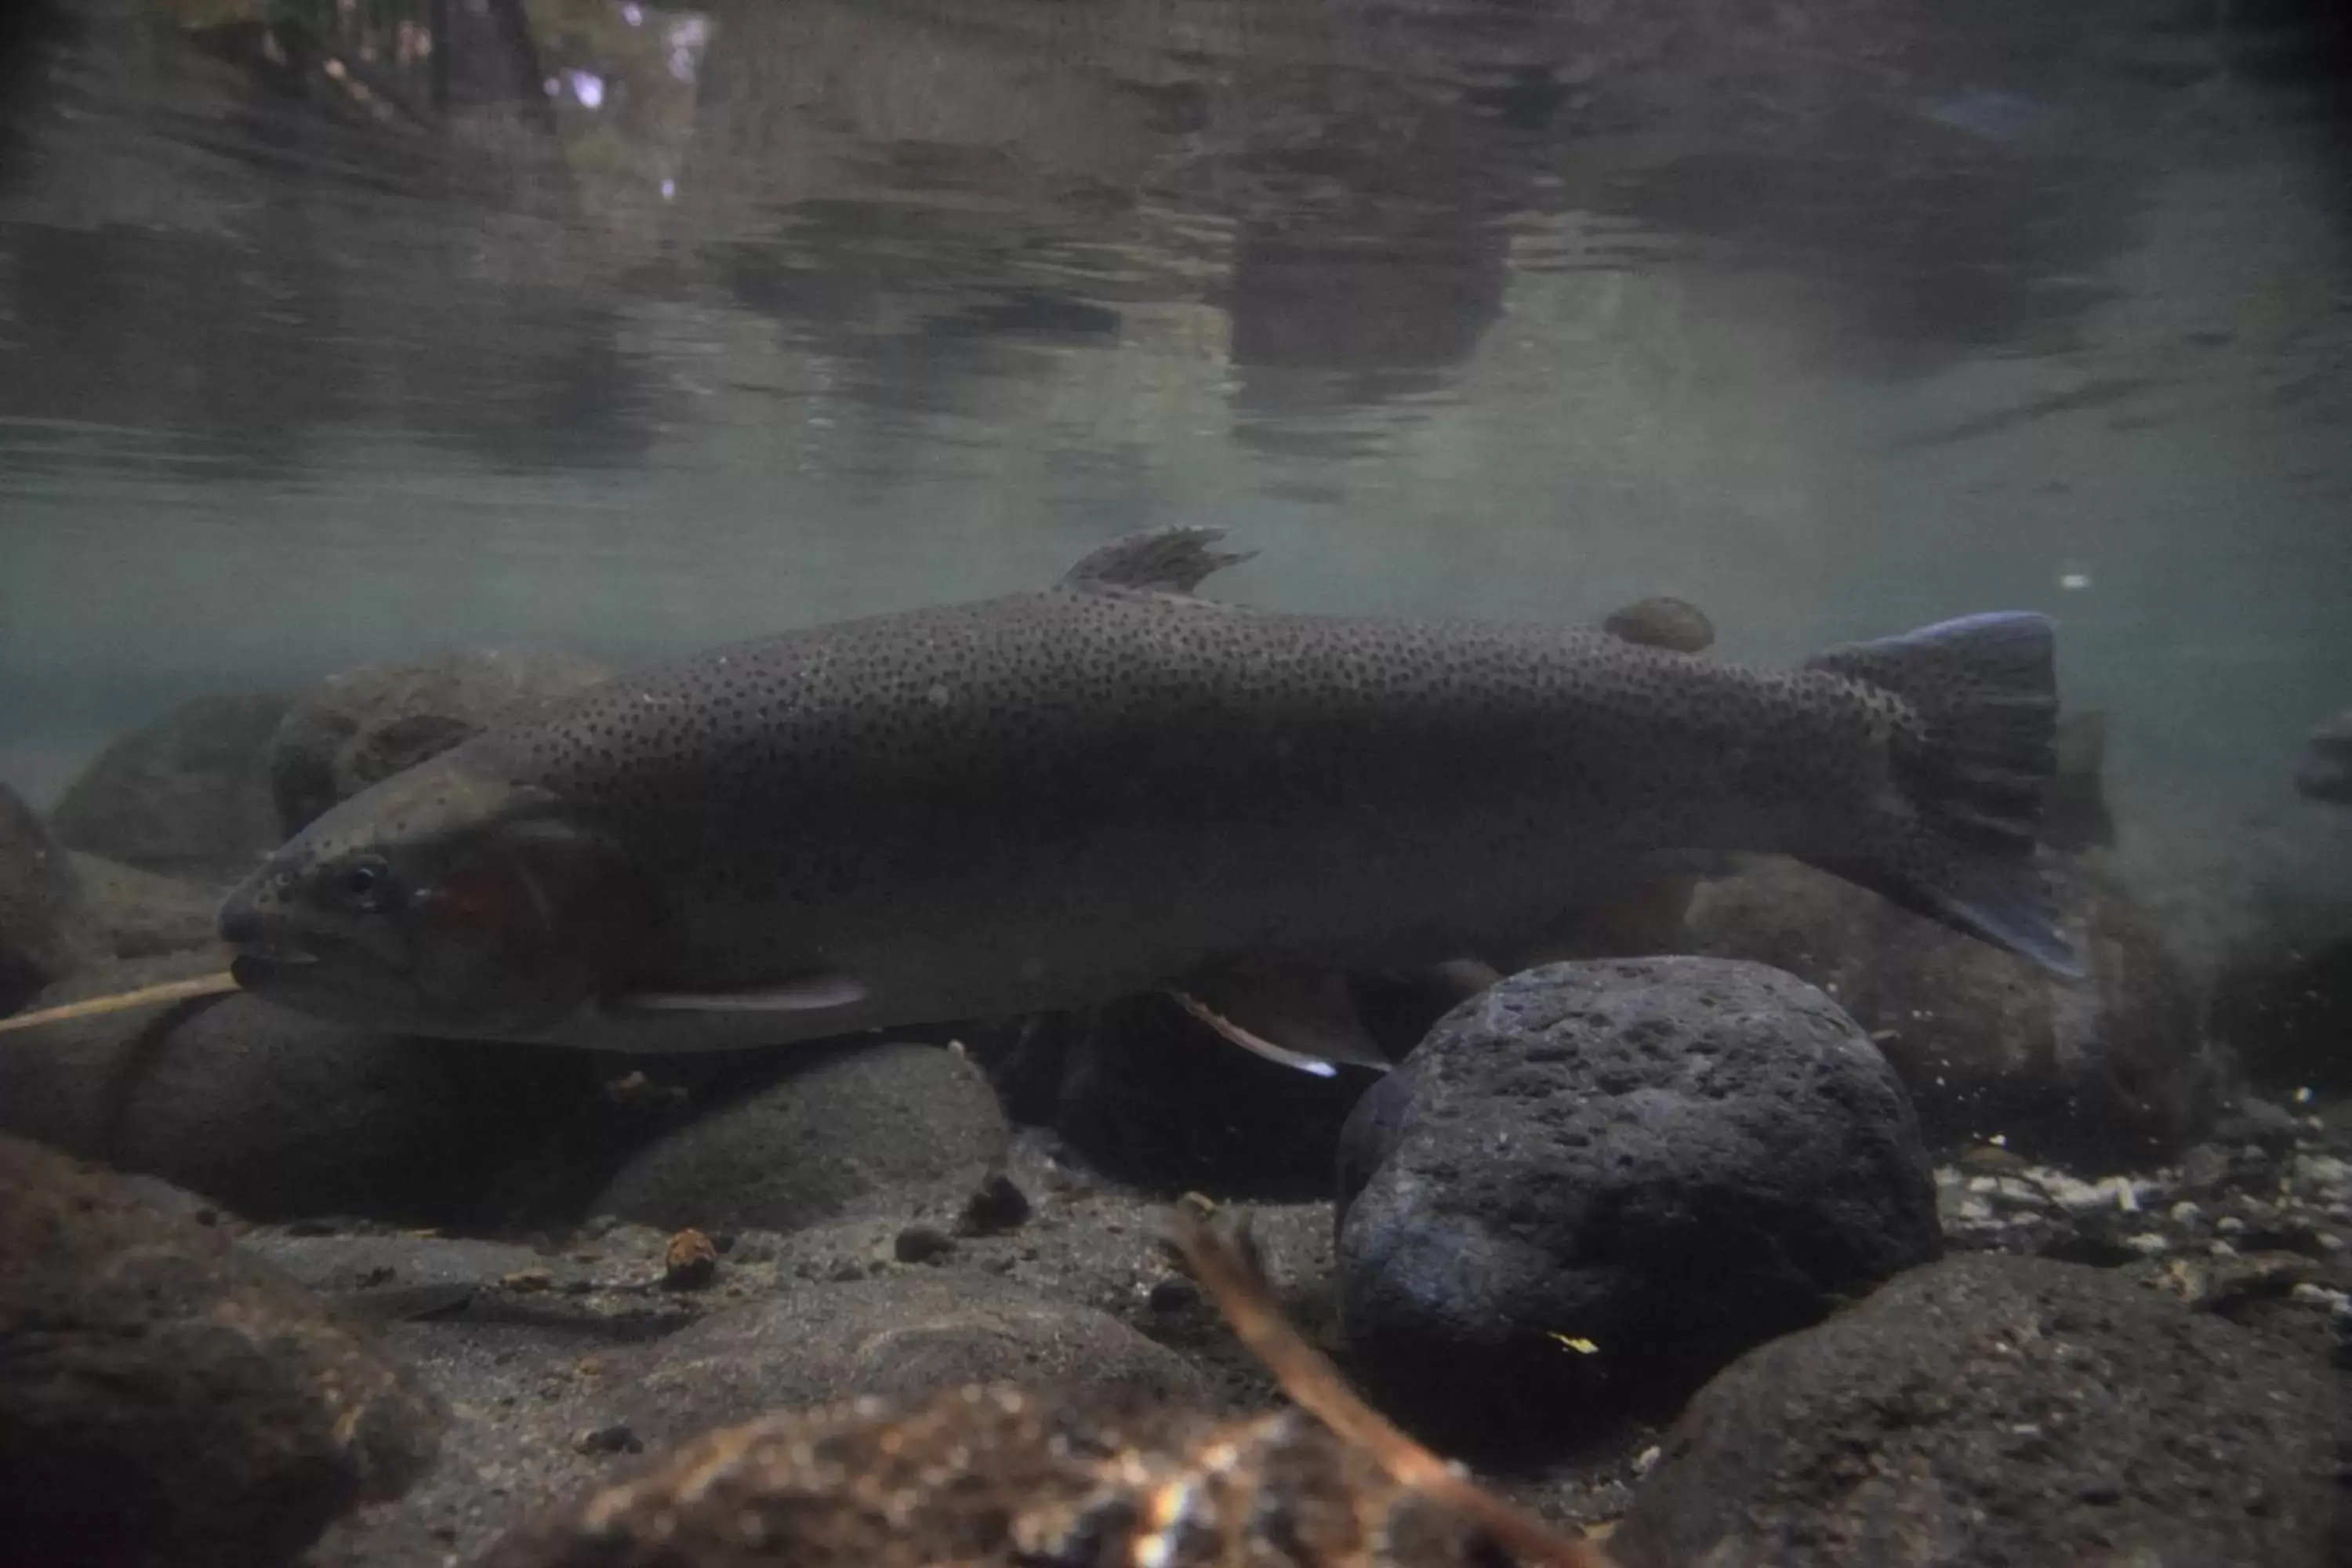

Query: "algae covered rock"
left=49, top=692, right=291, bottom=882
left=2210, top=930, right=2352, bottom=1094
left=0, top=779, right=92, bottom=1013
left=590, top=1040, right=1011, bottom=1233
left=67, top=851, right=221, bottom=960
left=1682, top=855, right=2224, bottom=1167
left=1613, top=1253, right=2351, bottom=1568
left=268, top=647, right=610, bottom=835
left=0, top=1134, right=445, bottom=1568
left=607, top=1270, right=1212, bottom=1453
left=0, top=953, right=615, bottom=1225
left=1335, top=956, right=1939, bottom=1449
left=2294, top=706, right=2352, bottom=804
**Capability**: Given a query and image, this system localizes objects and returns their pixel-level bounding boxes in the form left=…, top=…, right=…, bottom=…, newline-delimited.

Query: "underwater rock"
left=1335, top=957, right=1939, bottom=1450
left=955, top=1170, right=1033, bottom=1235
left=590, top=1040, right=1011, bottom=1234
left=2042, top=708, right=2117, bottom=853
left=237, top=1228, right=710, bottom=1339
left=49, top=691, right=291, bottom=882
left=268, top=647, right=611, bottom=836
left=1611, top=1253, right=2351, bottom=1568
left=0, top=780, right=93, bottom=1014
left=1682, top=855, right=2224, bottom=1168
left=247, top=1232, right=569, bottom=1304
left=2294, top=706, right=2352, bottom=804
left=2209, top=932, right=2352, bottom=1094
left=606, top=1270, right=1211, bottom=1454
left=0, top=1134, right=445, bottom=1568
left=970, top=994, right=1375, bottom=1197
left=1334, top=1062, right=1417, bottom=1232
left=0, top=953, right=618, bottom=1225
left=67, top=851, right=223, bottom=959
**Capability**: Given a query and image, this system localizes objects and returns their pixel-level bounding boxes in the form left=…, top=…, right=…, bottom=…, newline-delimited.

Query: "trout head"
left=218, top=753, right=656, bottom=1040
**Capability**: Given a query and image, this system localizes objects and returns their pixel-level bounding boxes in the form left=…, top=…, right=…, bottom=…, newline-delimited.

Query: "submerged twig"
left=0, top=973, right=241, bottom=1036
left=1165, top=1205, right=1621, bottom=1568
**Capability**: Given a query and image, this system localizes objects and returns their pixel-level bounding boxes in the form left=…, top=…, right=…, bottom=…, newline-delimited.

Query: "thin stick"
left=1165, top=1206, right=1620, bottom=1568
left=0, top=973, right=241, bottom=1036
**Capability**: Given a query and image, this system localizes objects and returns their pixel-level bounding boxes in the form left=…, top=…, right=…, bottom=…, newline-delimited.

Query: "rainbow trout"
left=218, top=528, right=2076, bottom=1070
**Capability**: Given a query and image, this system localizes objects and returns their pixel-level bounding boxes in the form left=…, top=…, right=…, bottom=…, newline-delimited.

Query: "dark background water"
left=1, top=0, right=2347, bottom=952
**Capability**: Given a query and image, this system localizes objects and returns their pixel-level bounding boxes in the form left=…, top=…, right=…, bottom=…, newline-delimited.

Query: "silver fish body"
left=220, top=529, right=2073, bottom=1058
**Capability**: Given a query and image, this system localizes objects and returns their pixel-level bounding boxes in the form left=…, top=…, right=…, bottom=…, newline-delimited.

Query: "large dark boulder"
left=0, top=1135, right=445, bottom=1568
left=1613, top=1253, right=2352, bottom=1568
left=1335, top=956, right=1940, bottom=1450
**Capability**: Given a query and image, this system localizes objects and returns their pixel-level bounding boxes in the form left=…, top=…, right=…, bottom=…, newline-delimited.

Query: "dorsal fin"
left=1602, top=595, right=1715, bottom=653
left=1060, top=527, right=1256, bottom=596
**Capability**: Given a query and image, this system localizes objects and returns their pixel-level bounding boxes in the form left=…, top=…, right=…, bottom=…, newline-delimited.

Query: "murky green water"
left=5, top=9, right=2352, bottom=1564
left=2, top=0, right=2349, bottom=920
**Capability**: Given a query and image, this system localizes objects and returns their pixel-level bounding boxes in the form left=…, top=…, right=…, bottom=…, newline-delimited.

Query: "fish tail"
left=1802, top=612, right=2081, bottom=977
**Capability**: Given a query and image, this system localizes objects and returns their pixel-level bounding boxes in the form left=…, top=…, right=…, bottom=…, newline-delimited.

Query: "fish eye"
left=332, top=855, right=396, bottom=909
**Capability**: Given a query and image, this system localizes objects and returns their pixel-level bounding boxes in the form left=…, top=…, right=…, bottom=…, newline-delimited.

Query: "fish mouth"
left=228, top=933, right=324, bottom=967
left=223, top=927, right=379, bottom=991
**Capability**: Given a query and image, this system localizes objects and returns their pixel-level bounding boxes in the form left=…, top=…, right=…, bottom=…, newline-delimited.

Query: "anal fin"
left=1171, top=960, right=1393, bottom=1077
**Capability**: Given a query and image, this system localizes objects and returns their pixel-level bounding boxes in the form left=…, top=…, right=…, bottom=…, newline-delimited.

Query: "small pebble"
left=894, top=1225, right=957, bottom=1265
left=2180, top=1144, right=2230, bottom=1188
left=2169, top=1201, right=2202, bottom=1225
left=2041, top=1173, right=2117, bottom=1214
left=2294, top=1155, right=2352, bottom=1192
left=1632, top=1444, right=1662, bottom=1479
left=500, top=1268, right=555, bottom=1293
left=662, top=1228, right=720, bottom=1290
left=1145, top=1276, right=1200, bottom=1313
left=572, top=1424, right=644, bottom=1456
left=2123, top=1233, right=2169, bottom=1257
left=1993, top=1177, right=2045, bottom=1207
left=956, top=1172, right=1033, bottom=1236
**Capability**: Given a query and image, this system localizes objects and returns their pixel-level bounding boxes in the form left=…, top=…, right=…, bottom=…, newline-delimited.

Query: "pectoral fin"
left=1171, top=960, right=1394, bottom=1077
left=612, top=974, right=869, bottom=1014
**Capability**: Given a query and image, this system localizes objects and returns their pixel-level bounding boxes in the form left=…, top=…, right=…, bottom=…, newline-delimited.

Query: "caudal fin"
left=1804, top=612, right=2081, bottom=977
